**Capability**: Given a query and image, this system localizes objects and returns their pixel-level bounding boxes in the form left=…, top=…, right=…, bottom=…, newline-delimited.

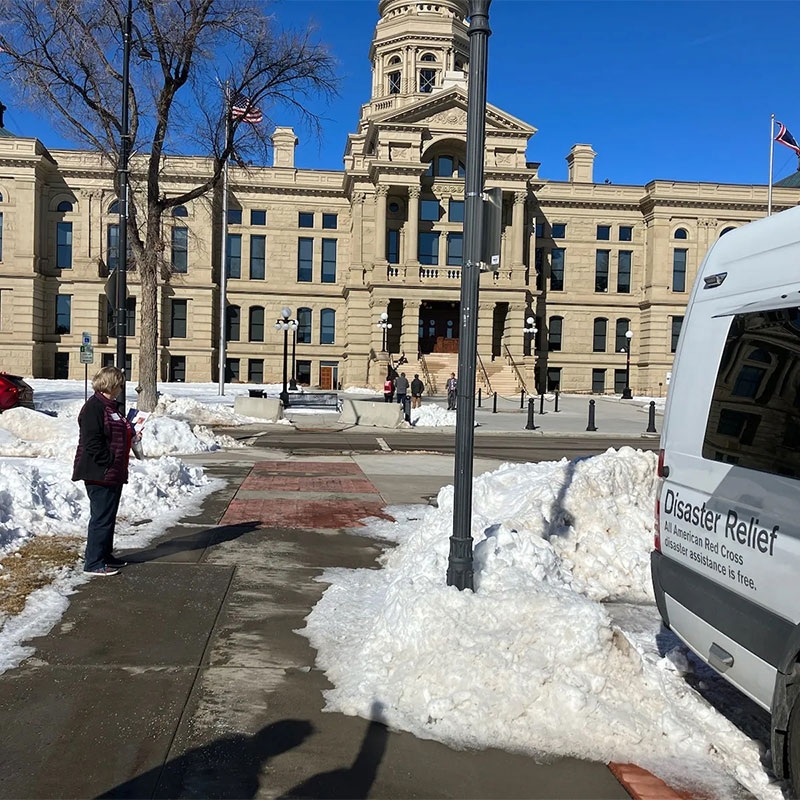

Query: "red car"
left=0, top=373, right=35, bottom=411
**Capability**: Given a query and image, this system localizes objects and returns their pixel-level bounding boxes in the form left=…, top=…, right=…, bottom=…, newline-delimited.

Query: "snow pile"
left=140, top=416, right=240, bottom=456
left=155, top=394, right=261, bottom=426
left=302, top=448, right=780, bottom=799
left=342, top=386, right=382, bottom=395
left=411, top=404, right=457, bottom=427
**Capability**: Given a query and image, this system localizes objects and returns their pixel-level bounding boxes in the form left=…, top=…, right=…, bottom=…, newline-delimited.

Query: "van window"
left=703, top=306, right=800, bottom=477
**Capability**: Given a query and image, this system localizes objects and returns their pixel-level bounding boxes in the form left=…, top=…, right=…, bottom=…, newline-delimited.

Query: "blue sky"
left=3, top=0, right=798, bottom=186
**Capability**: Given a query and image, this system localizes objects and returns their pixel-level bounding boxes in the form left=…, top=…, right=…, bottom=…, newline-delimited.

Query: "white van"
left=652, top=204, right=800, bottom=794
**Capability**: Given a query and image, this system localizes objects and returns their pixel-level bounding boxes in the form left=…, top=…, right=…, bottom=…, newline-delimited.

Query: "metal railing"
left=476, top=351, right=493, bottom=395
left=503, top=343, right=528, bottom=395
left=419, top=353, right=437, bottom=395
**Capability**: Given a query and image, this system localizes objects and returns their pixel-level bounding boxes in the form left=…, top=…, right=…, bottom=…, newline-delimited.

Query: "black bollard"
left=525, top=397, right=536, bottom=430
left=554, top=389, right=560, bottom=413
left=478, top=388, right=482, bottom=408
left=646, top=400, right=657, bottom=433
left=586, top=399, right=598, bottom=432
left=520, top=389, right=525, bottom=410
left=492, top=391, right=498, bottom=414
left=404, top=395, right=412, bottom=424
left=539, top=392, right=545, bottom=415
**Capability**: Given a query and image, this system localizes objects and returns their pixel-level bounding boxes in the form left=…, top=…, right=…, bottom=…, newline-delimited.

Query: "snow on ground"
left=411, top=403, right=456, bottom=427
left=302, top=448, right=782, bottom=800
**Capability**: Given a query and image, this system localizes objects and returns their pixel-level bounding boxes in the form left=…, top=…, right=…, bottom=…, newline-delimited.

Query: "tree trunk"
left=137, top=234, right=161, bottom=412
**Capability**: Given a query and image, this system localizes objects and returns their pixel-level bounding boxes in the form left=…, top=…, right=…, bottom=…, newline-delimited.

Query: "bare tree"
left=0, top=0, right=337, bottom=410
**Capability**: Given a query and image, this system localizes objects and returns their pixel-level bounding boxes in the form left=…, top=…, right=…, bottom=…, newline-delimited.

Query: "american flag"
left=230, top=93, right=263, bottom=125
left=775, top=121, right=800, bottom=157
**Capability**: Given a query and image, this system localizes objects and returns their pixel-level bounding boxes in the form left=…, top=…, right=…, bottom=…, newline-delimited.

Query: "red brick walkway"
left=221, top=460, right=392, bottom=530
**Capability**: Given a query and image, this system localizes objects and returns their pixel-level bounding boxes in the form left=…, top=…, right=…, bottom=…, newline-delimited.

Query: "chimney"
left=271, top=127, right=298, bottom=168
left=566, top=144, right=597, bottom=183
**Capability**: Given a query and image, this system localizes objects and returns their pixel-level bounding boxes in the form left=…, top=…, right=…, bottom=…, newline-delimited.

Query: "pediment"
left=373, top=88, right=536, bottom=136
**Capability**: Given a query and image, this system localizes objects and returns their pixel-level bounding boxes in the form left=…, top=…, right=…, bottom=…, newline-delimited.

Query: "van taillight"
left=654, top=449, right=664, bottom=551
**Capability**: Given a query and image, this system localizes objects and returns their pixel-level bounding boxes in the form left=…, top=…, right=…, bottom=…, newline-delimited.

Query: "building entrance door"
left=319, top=362, right=338, bottom=390
left=418, top=300, right=459, bottom=355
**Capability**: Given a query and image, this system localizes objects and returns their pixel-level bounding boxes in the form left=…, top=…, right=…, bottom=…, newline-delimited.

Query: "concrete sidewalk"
left=0, top=449, right=647, bottom=800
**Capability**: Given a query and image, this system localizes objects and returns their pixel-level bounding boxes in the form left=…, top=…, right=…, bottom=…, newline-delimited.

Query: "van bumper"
left=650, top=550, right=671, bottom=629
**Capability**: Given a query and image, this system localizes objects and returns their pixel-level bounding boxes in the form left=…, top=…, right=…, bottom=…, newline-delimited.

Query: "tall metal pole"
left=281, top=327, right=289, bottom=407
left=116, top=0, right=133, bottom=408
left=217, top=87, right=230, bottom=394
left=447, top=0, right=491, bottom=591
left=289, top=327, right=298, bottom=390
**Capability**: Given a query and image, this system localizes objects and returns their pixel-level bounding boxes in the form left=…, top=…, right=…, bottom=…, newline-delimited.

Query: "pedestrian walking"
left=72, top=366, right=139, bottom=576
left=410, top=374, right=424, bottom=409
left=446, top=372, right=457, bottom=410
left=383, top=375, right=394, bottom=403
left=394, top=372, right=409, bottom=406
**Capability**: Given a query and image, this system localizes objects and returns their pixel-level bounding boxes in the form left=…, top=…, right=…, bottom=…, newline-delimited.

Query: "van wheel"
left=788, top=694, right=800, bottom=798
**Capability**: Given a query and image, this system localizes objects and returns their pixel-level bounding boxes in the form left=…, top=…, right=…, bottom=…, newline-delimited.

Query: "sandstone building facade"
left=0, top=0, right=798, bottom=395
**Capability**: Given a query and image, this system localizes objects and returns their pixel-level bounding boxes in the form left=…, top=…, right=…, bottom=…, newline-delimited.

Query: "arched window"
left=297, top=307, right=312, bottom=343
left=592, top=318, right=607, bottom=352
left=436, top=155, right=454, bottom=177
left=674, top=228, right=688, bottom=240
left=424, top=160, right=434, bottom=177
left=0, top=192, right=4, bottom=202
left=57, top=200, right=73, bottom=213
left=172, top=205, right=188, bottom=217
left=457, top=161, right=465, bottom=178
left=720, top=226, right=736, bottom=236
left=420, top=53, right=437, bottom=62
left=615, top=319, right=631, bottom=352
left=109, top=200, right=119, bottom=214
left=389, top=56, right=401, bottom=65
left=225, top=305, right=241, bottom=342
left=320, top=308, right=335, bottom=344
left=249, top=306, right=264, bottom=342
left=548, top=316, right=563, bottom=351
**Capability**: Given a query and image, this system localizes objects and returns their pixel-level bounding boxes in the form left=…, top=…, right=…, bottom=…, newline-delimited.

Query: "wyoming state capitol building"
left=0, top=0, right=797, bottom=395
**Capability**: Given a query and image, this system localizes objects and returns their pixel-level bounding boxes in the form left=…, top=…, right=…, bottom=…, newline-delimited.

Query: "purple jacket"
left=72, top=392, right=132, bottom=484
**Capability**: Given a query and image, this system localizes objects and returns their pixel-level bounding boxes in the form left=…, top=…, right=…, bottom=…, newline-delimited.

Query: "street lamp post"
left=289, top=325, right=298, bottom=391
left=523, top=315, right=537, bottom=391
left=274, top=307, right=296, bottom=408
left=621, top=329, right=633, bottom=399
left=377, top=311, right=392, bottom=353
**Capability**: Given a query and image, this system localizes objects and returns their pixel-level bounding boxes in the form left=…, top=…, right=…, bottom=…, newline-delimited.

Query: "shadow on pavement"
left=279, top=702, right=389, bottom=799
left=123, top=521, right=261, bottom=563
left=98, top=718, right=314, bottom=799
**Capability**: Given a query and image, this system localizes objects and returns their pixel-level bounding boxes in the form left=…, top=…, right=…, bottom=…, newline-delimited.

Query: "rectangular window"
left=54, top=352, right=69, bottom=379
left=249, top=307, right=264, bottom=342
left=387, top=229, right=400, bottom=264
left=107, top=224, right=119, bottom=272
left=596, top=224, right=610, bottom=241
left=296, top=360, right=312, bottom=385
left=320, top=309, right=335, bottom=344
left=418, top=232, right=440, bottom=265
left=226, top=233, right=242, bottom=278
left=550, top=248, right=565, bottom=291
left=535, top=222, right=544, bottom=238
left=57, top=222, right=73, bottom=269
left=297, top=308, right=312, bottom=344
left=169, top=356, right=186, bottom=382
left=250, top=235, right=266, bottom=280
left=248, top=359, right=264, bottom=383
left=617, top=251, right=632, bottom=293
left=449, top=199, right=465, bottom=223
left=297, top=237, right=313, bottom=282
left=321, top=239, right=337, bottom=283
left=552, top=223, right=566, bottom=239
left=447, top=232, right=463, bottom=266
left=619, top=225, right=633, bottom=241
left=171, top=299, right=187, bottom=338
left=615, top=319, right=631, bottom=353
left=250, top=209, right=266, bottom=226
left=595, top=250, right=609, bottom=292
left=227, top=208, right=242, bottom=225
left=672, top=248, right=687, bottom=292
left=548, top=317, right=562, bottom=351
left=534, top=248, right=544, bottom=291
left=593, top=318, right=607, bottom=352
left=171, top=227, right=188, bottom=273
left=592, top=369, right=606, bottom=393
left=546, top=367, right=561, bottom=391
left=225, top=306, right=241, bottom=342
left=322, top=213, right=338, bottom=230
left=671, top=316, right=684, bottom=353
left=614, top=369, right=627, bottom=394
left=419, top=68, right=436, bottom=93
left=101, top=352, right=132, bottom=375
left=420, top=199, right=441, bottom=221
left=55, top=295, right=71, bottom=334
left=299, top=212, right=314, bottom=228
left=107, top=297, right=136, bottom=338
left=225, top=358, right=240, bottom=382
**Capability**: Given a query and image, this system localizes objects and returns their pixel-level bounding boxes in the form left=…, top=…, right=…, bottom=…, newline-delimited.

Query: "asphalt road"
left=243, top=428, right=659, bottom=463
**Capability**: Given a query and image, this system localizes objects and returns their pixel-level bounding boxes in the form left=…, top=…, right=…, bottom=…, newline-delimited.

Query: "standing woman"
left=72, top=366, right=135, bottom=576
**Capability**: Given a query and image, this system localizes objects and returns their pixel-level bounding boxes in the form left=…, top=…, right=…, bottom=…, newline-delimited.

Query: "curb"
left=609, top=763, right=692, bottom=800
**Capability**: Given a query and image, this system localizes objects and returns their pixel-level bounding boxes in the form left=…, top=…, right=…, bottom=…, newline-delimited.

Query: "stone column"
left=400, top=298, right=421, bottom=359
left=407, top=186, right=420, bottom=265
left=504, top=302, right=527, bottom=360
left=477, top=301, right=495, bottom=360
left=374, top=185, right=388, bottom=263
left=511, top=191, right=526, bottom=269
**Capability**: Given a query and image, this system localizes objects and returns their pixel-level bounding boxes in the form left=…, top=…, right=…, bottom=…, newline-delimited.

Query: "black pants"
left=448, top=390, right=457, bottom=410
left=84, top=483, right=123, bottom=571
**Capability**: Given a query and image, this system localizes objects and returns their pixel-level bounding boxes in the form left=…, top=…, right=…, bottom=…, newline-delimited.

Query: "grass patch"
left=0, top=537, right=83, bottom=615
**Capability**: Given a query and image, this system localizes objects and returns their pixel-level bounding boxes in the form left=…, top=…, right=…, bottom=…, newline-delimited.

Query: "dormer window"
left=421, top=53, right=437, bottom=62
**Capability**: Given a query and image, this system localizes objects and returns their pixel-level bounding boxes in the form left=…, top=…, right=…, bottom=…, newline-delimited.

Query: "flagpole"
left=768, top=113, right=775, bottom=217
left=218, top=84, right=230, bottom=395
